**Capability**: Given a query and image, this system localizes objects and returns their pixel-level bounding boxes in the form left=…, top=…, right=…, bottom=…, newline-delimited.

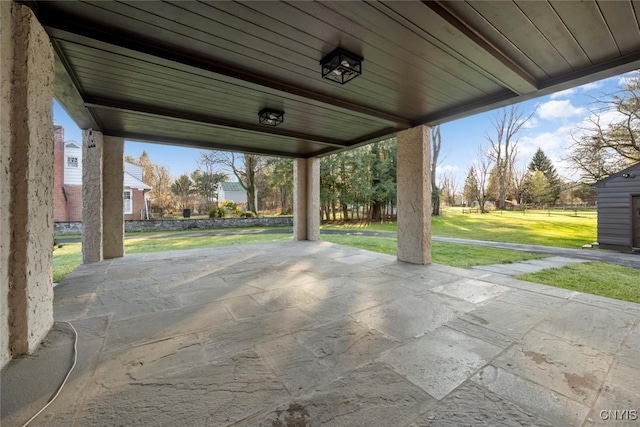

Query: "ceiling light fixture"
left=320, top=48, right=363, bottom=85
left=258, top=108, right=284, bottom=126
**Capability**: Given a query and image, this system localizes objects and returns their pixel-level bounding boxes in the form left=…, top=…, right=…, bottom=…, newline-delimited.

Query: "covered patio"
left=3, top=1, right=640, bottom=425
left=3, top=242, right=639, bottom=426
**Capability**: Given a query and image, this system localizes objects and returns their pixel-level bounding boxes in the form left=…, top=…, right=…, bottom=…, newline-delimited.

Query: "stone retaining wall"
left=54, top=216, right=294, bottom=235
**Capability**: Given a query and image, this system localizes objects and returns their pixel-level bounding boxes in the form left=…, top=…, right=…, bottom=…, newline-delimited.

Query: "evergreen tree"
left=463, top=167, right=479, bottom=206
left=528, top=148, right=562, bottom=203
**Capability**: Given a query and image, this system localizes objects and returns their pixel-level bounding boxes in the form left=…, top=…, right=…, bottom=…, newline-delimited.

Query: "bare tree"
left=567, top=73, right=640, bottom=181
left=486, top=106, right=535, bottom=209
left=431, top=125, right=442, bottom=215
left=438, top=171, right=459, bottom=207
left=473, top=147, right=492, bottom=213
left=200, top=151, right=261, bottom=213
left=512, top=167, right=529, bottom=206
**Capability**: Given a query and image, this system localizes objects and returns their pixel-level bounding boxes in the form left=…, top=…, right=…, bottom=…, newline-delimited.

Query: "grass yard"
left=322, top=208, right=597, bottom=248
left=320, top=234, right=547, bottom=268
left=518, top=262, right=640, bottom=303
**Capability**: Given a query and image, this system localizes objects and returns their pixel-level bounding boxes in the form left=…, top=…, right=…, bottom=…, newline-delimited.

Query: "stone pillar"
left=397, top=126, right=432, bottom=265
left=103, top=136, right=124, bottom=259
left=306, top=158, right=320, bottom=241
left=1, top=1, right=55, bottom=365
left=293, top=158, right=307, bottom=240
left=293, top=157, right=320, bottom=241
left=82, top=129, right=104, bottom=263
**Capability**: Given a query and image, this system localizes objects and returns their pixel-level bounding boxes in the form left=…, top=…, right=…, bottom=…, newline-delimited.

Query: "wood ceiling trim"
left=84, top=96, right=351, bottom=149
left=36, top=16, right=414, bottom=128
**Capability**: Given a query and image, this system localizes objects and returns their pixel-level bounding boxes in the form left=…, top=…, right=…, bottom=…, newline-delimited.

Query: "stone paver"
left=2, top=241, right=639, bottom=427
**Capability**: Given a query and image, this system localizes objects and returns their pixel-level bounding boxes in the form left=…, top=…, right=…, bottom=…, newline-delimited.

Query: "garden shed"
left=594, top=162, right=640, bottom=251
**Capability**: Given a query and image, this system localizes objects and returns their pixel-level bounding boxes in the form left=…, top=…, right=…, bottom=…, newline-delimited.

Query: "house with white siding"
left=53, top=125, right=151, bottom=221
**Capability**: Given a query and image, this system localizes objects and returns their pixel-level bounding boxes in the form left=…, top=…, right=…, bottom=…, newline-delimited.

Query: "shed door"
left=633, top=196, right=640, bottom=248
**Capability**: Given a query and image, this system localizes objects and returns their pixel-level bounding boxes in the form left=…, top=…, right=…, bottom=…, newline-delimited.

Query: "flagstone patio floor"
left=2, top=241, right=639, bottom=426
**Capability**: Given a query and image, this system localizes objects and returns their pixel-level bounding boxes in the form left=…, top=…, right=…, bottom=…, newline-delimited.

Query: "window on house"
left=67, top=157, right=78, bottom=168
left=123, top=190, right=132, bottom=214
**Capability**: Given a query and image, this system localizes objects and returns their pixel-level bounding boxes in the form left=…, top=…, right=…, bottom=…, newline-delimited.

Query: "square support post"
left=397, top=125, right=432, bottom=264
left=82, top=129, right=104, bottom=263
left=103, top=136, right=124, bottom=259
left=293, top=157, right=320, bottom=241
left=1, top=1, right=55, bottom=365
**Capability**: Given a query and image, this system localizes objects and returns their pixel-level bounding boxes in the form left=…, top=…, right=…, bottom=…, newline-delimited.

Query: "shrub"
left=209, top=207, right=226, bottom=218
left=240, top=211, right=256, bottom=218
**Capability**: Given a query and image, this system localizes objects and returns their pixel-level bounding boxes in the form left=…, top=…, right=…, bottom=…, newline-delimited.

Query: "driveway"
left=2, top=242, right=639, bottom=426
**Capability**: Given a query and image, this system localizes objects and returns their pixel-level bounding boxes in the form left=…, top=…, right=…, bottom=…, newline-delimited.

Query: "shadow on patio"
left=2, top=241, right=639, bottom=426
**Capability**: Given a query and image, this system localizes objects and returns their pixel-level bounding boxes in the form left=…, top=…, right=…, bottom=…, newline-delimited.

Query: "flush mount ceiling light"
left=258, top=108, right=284, bottom=126
left=320, top=48, right=363, bottom=85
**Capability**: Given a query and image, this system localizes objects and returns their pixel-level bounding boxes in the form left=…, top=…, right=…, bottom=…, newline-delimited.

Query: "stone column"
left=306, top=158, right=320, bottom=241
left=293, top=157, right=321, bottom=241
left=103, top=136, right=124, bottom=259
left=397, top=126, right=432, bottom=264
left=82, top=129, right=104, bottom=263
left=1, top=1, right=55, bottom=365
left=293, top=158, right=307, bottom=240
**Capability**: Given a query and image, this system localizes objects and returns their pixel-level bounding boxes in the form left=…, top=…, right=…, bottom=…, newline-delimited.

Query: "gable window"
left=123, top=190, right=132, bottom=214
left=67, top=156, right=78, bottom=168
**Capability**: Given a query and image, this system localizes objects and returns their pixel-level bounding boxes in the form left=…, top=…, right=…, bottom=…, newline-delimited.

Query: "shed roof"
left=594, top=162, right=640, bottom=187
left=25, top=1, right=640, bottom=158
left=219, top=182, right=245, bottom=192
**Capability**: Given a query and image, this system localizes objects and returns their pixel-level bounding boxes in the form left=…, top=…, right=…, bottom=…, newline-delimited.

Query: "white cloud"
left=537, top=100, right=586, bottom=120
left=520, top=117, right=539, bottom=129
left=577, top=80, right=605, bottom=92
left=617, top=71, right=638, bottom=87
left=550, top=88, right=575, bottom=99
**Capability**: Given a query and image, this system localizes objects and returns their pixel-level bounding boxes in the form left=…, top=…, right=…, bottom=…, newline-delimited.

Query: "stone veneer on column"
left=306, top=158, right=320, bottom=241
left=82, top=129, right=104, bottom=263
left=293, top=158, right=320, bottom=241
left=397, top=126, right=432, bottom=265
left=103, top=136, right=124, bottom=259
left=293, top=158, right=307, bottom=240
left=1, top=1, right=55, bottom=366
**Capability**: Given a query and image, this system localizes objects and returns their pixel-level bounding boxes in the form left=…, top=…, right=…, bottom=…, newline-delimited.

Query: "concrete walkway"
left=2, top=242, right=639, bottom=427
left=472, top=256, right=589, bottom=277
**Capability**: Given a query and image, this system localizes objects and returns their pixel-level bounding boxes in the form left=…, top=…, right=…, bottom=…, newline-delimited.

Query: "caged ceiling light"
left=320, top=48, right=363, bottom=85
left=258, top=108, right=284, bottom=126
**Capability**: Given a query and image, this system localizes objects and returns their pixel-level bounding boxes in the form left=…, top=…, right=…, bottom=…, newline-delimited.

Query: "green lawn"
left=320, top=234, right=547, bottom=268
left=322, top=208, right=596, bottom=248
left=518, top=262, right=640, bottom=303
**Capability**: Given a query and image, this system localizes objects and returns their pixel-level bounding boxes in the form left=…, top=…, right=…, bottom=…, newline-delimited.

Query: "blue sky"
left=53, top=71, right=633, bottom=184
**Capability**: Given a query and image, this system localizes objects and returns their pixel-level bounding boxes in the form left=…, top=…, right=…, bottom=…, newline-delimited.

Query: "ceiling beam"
left=422, top=1, right=539, bottom=94
left=84, top=96, right=351, bottom=149
left=107, top=132, right=307, bottom=159
left=30, top=7, right=413, bottom=128
left=52, top=40, right=102, bottom=130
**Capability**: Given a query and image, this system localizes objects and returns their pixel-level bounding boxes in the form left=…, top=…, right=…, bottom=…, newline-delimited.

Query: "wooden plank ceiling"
left=23, top=0, right=640, bottom=158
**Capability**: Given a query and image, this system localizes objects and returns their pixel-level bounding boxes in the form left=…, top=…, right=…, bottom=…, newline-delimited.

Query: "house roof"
left=64, top=141, right=81, bottom=149
left=28, top=1, right=640, bottom=158
left=594, top=162, right=640, bottom=187
left=124, top=171, right=151, bottom=191
left=219, top=182, right=245, bottom=192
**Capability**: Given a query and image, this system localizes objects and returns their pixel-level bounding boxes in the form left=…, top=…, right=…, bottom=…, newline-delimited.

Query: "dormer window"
left=67, top=156, right=78, bottom=168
